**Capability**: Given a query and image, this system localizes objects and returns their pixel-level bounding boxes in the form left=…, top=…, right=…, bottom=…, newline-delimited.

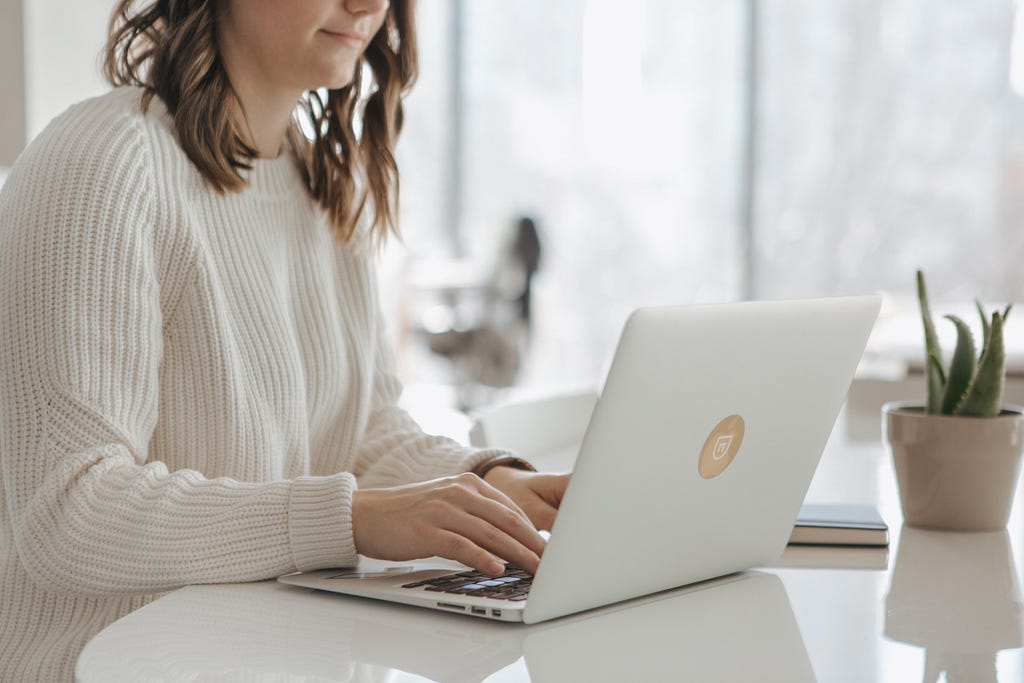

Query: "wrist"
left=483, top=466, right=532, bottom=489
left=350, top=488, right=379, bottom=555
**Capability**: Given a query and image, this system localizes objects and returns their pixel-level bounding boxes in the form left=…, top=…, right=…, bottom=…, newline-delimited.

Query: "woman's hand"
left=351, top=473, right=547, bottom=576
left=482, top=468, right=571, bottom=532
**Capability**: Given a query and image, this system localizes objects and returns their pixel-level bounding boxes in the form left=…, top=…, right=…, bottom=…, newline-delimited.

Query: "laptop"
left=278, top=294, right=882, bottom=624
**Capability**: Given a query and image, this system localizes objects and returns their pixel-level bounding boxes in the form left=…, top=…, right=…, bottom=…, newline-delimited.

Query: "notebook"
left=789, top=503, right=889, bottom=546
left=278, top=294, right=882, bottom=624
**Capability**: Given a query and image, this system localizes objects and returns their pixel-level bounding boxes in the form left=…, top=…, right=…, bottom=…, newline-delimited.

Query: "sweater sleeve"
left=352, top=270, right=517, bottom=489
left=0, top=99, right=356, bottom=598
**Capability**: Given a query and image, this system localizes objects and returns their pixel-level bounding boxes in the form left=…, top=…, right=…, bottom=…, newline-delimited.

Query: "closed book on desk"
left=789, top=504, right=889, bottom=547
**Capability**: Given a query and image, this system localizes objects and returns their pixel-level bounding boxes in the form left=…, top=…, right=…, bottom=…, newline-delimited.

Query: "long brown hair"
left=104, top=0, right=417, bottom=245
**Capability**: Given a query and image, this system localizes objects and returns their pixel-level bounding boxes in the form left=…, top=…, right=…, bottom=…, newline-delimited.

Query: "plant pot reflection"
left=883, top=402, right=1024, bottom=531
left=885, top=527, right=1024, bottom=681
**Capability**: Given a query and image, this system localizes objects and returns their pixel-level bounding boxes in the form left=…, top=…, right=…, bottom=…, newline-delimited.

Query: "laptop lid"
left=522, top=294, right=881, bottom=623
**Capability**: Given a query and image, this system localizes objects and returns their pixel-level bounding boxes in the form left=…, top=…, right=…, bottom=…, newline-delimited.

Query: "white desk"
left=76, top=410, right=1024, bottom=682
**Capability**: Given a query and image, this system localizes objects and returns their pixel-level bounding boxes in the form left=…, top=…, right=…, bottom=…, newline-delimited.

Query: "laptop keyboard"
left=401, top=566, right=532, bottom=601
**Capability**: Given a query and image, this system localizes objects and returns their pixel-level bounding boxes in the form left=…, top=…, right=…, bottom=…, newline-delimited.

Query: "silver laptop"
left=279, top=295, right=882, bottom=624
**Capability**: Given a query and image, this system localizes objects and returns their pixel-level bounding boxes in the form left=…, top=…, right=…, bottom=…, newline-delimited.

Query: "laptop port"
left=471, top=607, right=486, bottom=615
left=437, top=602, right=465, bottom=611
left=491, top=609, right=502, bottom=618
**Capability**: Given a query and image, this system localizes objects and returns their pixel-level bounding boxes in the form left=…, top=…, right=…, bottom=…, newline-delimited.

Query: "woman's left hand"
left=482, top=468, right=570, bottom=532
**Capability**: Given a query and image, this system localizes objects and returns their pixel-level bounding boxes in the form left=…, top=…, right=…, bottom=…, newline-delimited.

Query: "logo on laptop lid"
left=698, top=415, right=745, bottom=478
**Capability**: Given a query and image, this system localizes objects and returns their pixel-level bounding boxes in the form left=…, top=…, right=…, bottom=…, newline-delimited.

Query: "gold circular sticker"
left=698, top=415, right=746, bottom=479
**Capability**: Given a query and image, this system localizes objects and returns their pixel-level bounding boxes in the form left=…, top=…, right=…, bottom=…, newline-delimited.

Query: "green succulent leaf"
left=927, top=353, right=946, bottom=408
left=1004, top=303, right=1013, bottom=322
left=917, top=271, right=945, bottom=413
left=977, top=300, right=990, bottom=360
left=940, top=315, right=976, bottom=414
left=956, top=311, right=1006, bottom=417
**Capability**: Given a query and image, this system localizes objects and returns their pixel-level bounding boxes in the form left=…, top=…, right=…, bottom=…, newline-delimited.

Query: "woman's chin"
left=312, top=66, right=360, bottom=92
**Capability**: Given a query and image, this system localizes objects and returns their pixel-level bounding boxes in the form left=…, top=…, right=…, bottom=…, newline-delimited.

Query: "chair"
left=468, top=389, right=598, bottom=472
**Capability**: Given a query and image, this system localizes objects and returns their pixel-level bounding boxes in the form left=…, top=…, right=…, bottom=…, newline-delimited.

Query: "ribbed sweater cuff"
left=287, top=473, right=358, bottom=572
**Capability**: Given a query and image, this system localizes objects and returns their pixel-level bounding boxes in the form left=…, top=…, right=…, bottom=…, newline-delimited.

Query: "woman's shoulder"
left=10, top=87, right=171, bottom=190
left=0, top=87, right=168, bottom=247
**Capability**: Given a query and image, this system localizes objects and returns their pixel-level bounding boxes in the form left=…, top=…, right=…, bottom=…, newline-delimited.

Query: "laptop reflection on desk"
left=520, top=571, right=815, bottom=682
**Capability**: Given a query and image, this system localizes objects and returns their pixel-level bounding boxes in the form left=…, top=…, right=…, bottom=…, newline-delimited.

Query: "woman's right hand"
left=351, top=473, right=547, bottom=576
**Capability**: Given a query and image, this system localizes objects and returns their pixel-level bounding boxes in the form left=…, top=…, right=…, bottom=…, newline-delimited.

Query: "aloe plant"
left=917, top=270, right=1013, bottom=417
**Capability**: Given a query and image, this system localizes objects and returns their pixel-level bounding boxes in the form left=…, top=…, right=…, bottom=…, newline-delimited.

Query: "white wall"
left=24, top=0, right=111, bottom=141
left=1, top=0, right=111, bottom=166
left=0, top=0, right=26, bottom=166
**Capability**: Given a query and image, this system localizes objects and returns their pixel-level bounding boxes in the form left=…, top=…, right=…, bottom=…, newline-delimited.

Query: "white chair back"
left=469, top=389, right=598, bottom=471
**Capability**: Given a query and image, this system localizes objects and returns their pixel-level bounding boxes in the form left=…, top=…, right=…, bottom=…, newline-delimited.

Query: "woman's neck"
left=215, top=11, right=300, bottom=159
left=228, top=78, right=297, bottom=160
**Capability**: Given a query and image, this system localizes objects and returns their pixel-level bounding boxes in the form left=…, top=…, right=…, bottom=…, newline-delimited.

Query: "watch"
left=471, top=456, right=537, bottom=480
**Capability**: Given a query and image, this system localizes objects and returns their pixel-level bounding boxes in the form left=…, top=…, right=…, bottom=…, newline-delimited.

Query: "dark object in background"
left=407, top=214, right=545, bottom=410
left=512, top=216, right=542, bottom=326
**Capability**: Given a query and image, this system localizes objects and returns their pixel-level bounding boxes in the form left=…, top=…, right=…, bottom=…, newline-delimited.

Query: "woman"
left=0, top=0, right=569, bottom=678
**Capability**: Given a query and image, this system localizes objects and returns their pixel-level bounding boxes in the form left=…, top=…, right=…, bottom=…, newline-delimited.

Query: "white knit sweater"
left=0, top=87, right=508, bottom=680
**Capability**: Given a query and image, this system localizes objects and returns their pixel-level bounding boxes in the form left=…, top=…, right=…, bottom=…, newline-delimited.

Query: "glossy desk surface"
left=77, top=411, right=1024, bottom=682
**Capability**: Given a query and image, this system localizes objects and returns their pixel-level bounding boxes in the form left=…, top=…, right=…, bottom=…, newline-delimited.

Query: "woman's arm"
left=0, top=103, right=357, bottom=597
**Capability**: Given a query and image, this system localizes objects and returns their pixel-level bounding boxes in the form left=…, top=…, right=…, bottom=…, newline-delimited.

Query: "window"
left=395, top=0, right=746, bottom=390
left=394, top=0, right=1024, bottom=396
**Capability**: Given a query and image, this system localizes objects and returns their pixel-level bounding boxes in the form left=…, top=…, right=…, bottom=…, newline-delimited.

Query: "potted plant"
left=883, top=271, right=1023, bottom=531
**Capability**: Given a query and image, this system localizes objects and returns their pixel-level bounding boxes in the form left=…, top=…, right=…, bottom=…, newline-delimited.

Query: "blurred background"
left=3, top=0, right=1023, bottom=412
